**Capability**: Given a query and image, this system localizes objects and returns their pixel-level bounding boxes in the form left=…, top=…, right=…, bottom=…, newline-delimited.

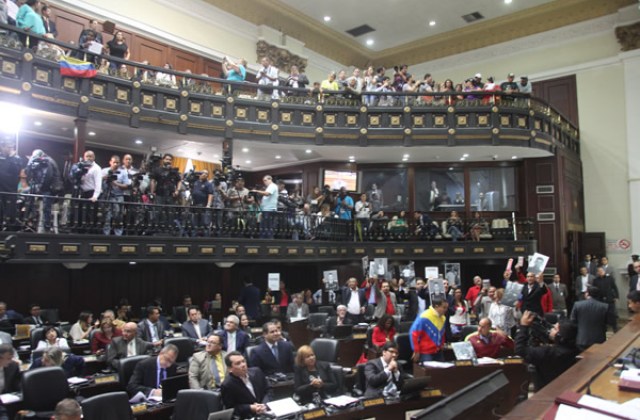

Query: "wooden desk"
left=323, top=395, right=443, bottom=420
left=413, top=361, right=529, bottom=415
left=504, top=315, right=640, bottom=419
left=336, top=338, right=365, bottom=367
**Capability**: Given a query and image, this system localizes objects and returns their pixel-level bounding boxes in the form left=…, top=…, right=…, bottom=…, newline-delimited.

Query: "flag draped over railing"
left=58, top=56, right=96, bottom=78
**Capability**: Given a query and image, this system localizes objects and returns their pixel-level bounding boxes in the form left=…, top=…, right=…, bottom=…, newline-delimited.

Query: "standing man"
left=340, top=278, right=366, bottom=324
left=373, top=281, right=397, bottom=319
left=181, top=306, right=212, bottom=346
left=410, top=297, right=448, bottom=362
left=190, top=170, right=213, bottom=234
left=251, top=175, right=278, bottom=239
left=77, top=150, right=102, bottom=230
left=520, top=272, right=547, bottom=316
left=188, top=334, right=226, bottom=390
left=0, top=139, right=23, bottom=230
left=406, top=278, right=429, bottom=321
left=249, top=322, right=295, bottom=376
left=221, top=351, right=271, bottom=419
left=127, top=344, right=178, bottom=398
left=218, top=315, right=249, bottom=355
left=570, top=286, right=609, bottom=351
left=593, top=267, right=620, bottom=332
left=364, top=342, right=406, bottom=398
left=630, top=260, right=640, bottom=292
left=334, top=187, right=354, bottom=220
left=549, top=274, right=568, bottom=316
left=286, top=293, right=309, bottom=322
left=256, top=57, right=279, bottom=100
left=575, top=266, right=595, bottom=301
left=367, top=183, right=383, bottom=213
left=101, top=155, right=130, bottom=236
left=600, top=256, right=616, bottom=281
left=238, top=279, right=261, bottom=320
left=106, top=321, right=153, bottom=370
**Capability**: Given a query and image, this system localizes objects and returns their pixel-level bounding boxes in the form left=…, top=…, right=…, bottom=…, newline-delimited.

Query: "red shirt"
left=372, top=326, right=396, bottom=347
left=465, top=285, right=481, bottom=306
left=91, top=328, right=122, bottom=353
left=468, top=332, right=514, bottom=358
left=542, top=287, right=553, bottom=313
left=385, top=292, right=395, bottom=315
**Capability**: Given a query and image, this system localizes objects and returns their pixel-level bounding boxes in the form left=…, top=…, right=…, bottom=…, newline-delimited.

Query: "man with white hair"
left=218, top=314, right=249, bottom=355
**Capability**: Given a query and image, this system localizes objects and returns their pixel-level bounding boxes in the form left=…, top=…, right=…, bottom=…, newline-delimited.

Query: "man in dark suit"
left=575, top=266, right=595, bottom=300
left=221, top=351, right=271, bottom=419
left=238, top=280, right=261, bottom=320
left=181, top=306, right=212, bottom=345
left=23, top=303, right=46, bottom=326
left=406, top=278, right=429, bottom=321
left=593, top=267, right=620, bottom=332
left=218, top=315, right=249, bottom=355
left=600, top=256, right=616, bottom=281
left=173, top=295, right=192, bottom=325
left=340, top=277, right=367, bottom=324
left=520, top=272, right=547, bottom=316
left=327, top=305, right=352, bottom=337
left=126, top=344, right=178, bottom=397
left=41, top=5, right=57, bottom=37
left=0, top=344, right=20, bottom=393
left=249, top=322, right=294, bottom=376
left=106, top=322, right=153, bottom=370
left=629, top=260, right=640, bottom=293
left=137, top=306, right=165, bottom=346
left=364, top=342, right=406, bottom=397
left=570, top=286, right=609, bottom=351
left=549, top=274, right=568, bottom=315
left=581, top=254, right=597, bottom=277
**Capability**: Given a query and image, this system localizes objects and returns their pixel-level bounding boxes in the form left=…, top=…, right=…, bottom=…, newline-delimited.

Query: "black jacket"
left=126, top=356, right=177, bottom=396
left=221, top=368, right=271, bottom=419
left=363, top=357, right=406, bottom=398
left=293, top=360, right=338, bottom=404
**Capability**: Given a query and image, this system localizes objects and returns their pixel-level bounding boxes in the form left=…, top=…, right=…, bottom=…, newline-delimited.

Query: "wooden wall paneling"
left=538, top=222, right=558, bottom=267
left=532, top=75, right=579, bottom=126
left=52, top=8, right=86, bottom=45
left=132, top=36, right=166, bottom=67
left=172, top=48, right=201, bottom=74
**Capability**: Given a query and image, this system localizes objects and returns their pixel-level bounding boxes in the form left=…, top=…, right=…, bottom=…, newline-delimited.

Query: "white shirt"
left=347, top=289, right=361, bottom=315
left=227, top=332, right=236, bottom=352
left=146, top=319, right=159, bottom=342
left=381, top=358, right=399, bottom=382
left=81, top=161, right=102, bottom=199
left=127, top=339, right=136, bottom=357
left=193, top=322, right=202, bottom=339
left=242, top=375, right=256, bottom=397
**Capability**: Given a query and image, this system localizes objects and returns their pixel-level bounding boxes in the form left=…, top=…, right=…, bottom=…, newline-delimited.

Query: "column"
left=73, top=118, right=87, bottom=162
left=622, top=51, right=640, bottom=256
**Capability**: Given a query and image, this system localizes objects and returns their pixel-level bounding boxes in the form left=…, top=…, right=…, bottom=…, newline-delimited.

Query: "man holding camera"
left=0, top=139, right=23, bottom=230
left=251, top=175, right=278, bottom=239
left=256, top=56, right=279, bottom=101
left=149, top=154, right=181, bottom=234
left=25, top=149, right=63, bottom=233
left=334, top=187, right=353, bottom=220
left=73, top=150, right=102, bottom=232
left=101, top=155, right=130, bottom=236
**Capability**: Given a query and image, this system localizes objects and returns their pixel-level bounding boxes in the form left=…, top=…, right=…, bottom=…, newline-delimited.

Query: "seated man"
left=466, top=317, right=514, bottom=358
left=218, top=315, right=250, bottom=355
left=106, top=322, right=153, bottom=370
left=286, top=293, right=310, bottom=322
left=30, top=347, right=84, bottom=378
left=249, top=322, right=295, bottom=376
left=327, top=305, right=352, bottom=337
left=53, top=398, right=82, bottom=420
left=137, top=306, right=165, bottom=346
left=188, top=334, right=226, bottom=390
left=364, top=342, right=406, bottom=398
left=181, top=306, right=211, bottom=345
left=126, top=344, right=178, bottom=397
left=221, top=351, right=271, bottom=419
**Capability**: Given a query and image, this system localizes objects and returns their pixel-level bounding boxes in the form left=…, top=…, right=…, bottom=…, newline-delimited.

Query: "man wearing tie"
left=249, top=322, right=294, bottom=376
left=629, top=261, right=640, bottom=293
left=137, top=306, right=164, bottom=346
left=127, top=344, right=178, bottom=397
left=364, top=342, right=406, bottom=397
left=106, top=322, right=153, bottom=370
left=181, top=306, right=211, bottom=346
left=218, top=315, right=249, bottom=355
left=221, top=351, right=271, bottom=419
left=188, top=334, right=226, bottom=390
left=549, top=274, right=568, bottom=316
left=575, top=266, right=595, bottom=301
left=24, top=304, right=46, bottom=326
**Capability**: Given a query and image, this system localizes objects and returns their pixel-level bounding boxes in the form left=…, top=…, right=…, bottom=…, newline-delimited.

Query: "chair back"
left=394, top=333, right=413, bottom=365
left=30, top=326, right=63, bottom=349
left=245, top=345, right=258, bottom=366
left=308, top=313, right=329, bottom=330
left=40, top=308, right=60, bottom=324
left=164, top=337, right=195, bottom=363
left=22, top=367, right=69, bottom=413
left=317, top=306, right=336, bottom=316
left=460, top=325, right=478, bottom=341
left=354, top=363, right=367, bottom=394
left=81, top=391, right=133, bottom=420
left=310, top=338, right=339, bottom=364
left=329, top=364, right=345, bottom=395
left=173, top=389, right=222, bottom=420
left=118, top=355, right=149, bottom=387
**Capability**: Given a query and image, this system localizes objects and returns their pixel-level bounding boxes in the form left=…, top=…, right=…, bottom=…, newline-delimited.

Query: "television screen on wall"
left=322, top=170, right=358, bottom=192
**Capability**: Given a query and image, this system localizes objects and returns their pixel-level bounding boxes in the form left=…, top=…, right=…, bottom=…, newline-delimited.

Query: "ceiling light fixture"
left=305, top=149, right=312, bottom=154
left=242, top=147, right=249, bottom=152
left=462, top=153, right=469, bottom=158
left=512, top=155, right=518, bottom=159
left=402, top=157, right=409, bottom=162
left=449, top=167, right=454, bottom=171
left=213, top=154, right=219, bottom=158
left=275, top=155, right=282, bottom=159
left=34, top=121, right=42, bottom=126
left=88, top=131, right=96, bottom=136
left=349, top=158, right=356, bottom=163
left=323, top=16, right=331, bottom=22
left=135, top=139, right=143, bottom=145
left=429, top=20, right=436, bottom=26
left=403, top=154, right=410, bottom=158
left=504, top=0, right=513, bottom=4
left=245, top=160, right=251, bottom=164
left=366, top=39, right=374, bottom=46
left=460, top=157, right=466, bottom=161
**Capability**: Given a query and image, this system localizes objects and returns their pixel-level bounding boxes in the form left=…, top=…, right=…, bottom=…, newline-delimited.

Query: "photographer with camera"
left=68, top=150, right=102, bottom=232
left=148, top=154, right=181, bottom=234
left=226, top=177, right=250, bottom=232
left=515, top=310, right=579, bottom=391
left=101, top=155, right=130, bottom=236
left=25, top=149, right=63, bottom=233
left=256, top=57, right=279, bottom=101
left=210, top=170, right=228, bottom=233
left=334, top=187, right=353, bottom=220
left=188, top=169, right=213, bottom=236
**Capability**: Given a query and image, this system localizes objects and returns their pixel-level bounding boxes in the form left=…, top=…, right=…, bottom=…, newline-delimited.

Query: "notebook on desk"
left=333, top=324, right=353, bottom=339
left=401, top=376, right=432, bottom=400
left=161, top=374, right=189, bottom=403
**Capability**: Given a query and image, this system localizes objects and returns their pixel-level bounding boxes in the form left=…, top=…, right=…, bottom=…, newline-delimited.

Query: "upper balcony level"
left=0, top=25, right=579, bottom=160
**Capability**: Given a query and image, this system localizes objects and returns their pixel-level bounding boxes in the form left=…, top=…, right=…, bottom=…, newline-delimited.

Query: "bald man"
left=106, top=321, right=153, bottom=369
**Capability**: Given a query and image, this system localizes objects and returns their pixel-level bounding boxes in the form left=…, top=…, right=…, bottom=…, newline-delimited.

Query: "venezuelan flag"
left=58, top=56, right=97, bottom=78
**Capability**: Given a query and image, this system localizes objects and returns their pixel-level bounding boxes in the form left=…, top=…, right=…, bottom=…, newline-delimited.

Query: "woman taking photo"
left=294, top=345, right=337, bottom=404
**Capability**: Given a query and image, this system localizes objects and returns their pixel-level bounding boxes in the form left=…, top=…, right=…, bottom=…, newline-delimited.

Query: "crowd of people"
left=1, top=255, right=638, bottom=417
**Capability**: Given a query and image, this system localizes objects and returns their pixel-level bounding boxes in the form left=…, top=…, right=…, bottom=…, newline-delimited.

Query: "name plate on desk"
left=94, top=374, right=118, bottom=384
left=421, top=389, right=442, bottom=397
left=362, top=397, right=385, bottom=408
left=131, top=404, right=148, bottom=414
left=303, top=408, right=327, bottom=419
left=503, top=357, right=524, bottom=364
left=352, top=333, right=367, bottom=340
left=454, top=360, right=474, bottom=367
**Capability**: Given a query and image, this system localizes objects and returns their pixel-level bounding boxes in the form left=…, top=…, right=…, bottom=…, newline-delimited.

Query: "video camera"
left=528, top=313, right=555, bottom=345
left=106, top=169, right=121, bottom=182
left=182, top=169, right=203, bottom=189
left=70, top=160, right=93, bottom=182
left=28, top=156, right=49, bottom=170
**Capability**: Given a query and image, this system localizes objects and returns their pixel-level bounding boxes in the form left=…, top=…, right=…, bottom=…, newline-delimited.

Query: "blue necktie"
left=272, top=344, right=279, bottom=361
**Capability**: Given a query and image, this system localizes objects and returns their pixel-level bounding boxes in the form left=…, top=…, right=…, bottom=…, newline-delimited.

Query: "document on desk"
left=421, top=361, right=454, bottom=368
left=323, top=395, right=359, bottom=407
left=555, top=404, right=617, bottom=420
left=0, top=393, right=22, bottom=404
left=129, top=392, right=147, bottom=404
left=578, top=394, right=640, bottom=420
left=67, top=376, right=89, bottom=385
left=266, top=397, right=301, bottom=417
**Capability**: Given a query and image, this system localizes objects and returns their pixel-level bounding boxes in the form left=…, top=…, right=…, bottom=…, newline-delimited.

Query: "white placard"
left=425, top=266, right=439, bottom=280
left=527, top=252, right=549, bottom=275
left=268, top=273, right=280, bottom=291
left=323, top=270, right=339, bottom=291
left=428, top=278, right=445, bottom=303
left=374, top=258, right=388, bottom=276
left=87, top=41, right=103, bottom=54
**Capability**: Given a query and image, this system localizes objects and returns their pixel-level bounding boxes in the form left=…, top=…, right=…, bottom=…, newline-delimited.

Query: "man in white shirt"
left=340, top=277, right=366, bottom=323
left=79, top=150, right=101, bottom=201
left=575, top=266, right=595, bottom=300
left=251, top=175, right=278, bottom=239
left=256, top=57, right=279, bottom=100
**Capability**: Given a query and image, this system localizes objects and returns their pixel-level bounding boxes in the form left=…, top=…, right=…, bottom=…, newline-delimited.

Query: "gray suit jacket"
left=106, top=336, right=153, bottom=369
left=373, top=291, right=397, bottom=319
left=570, top=298, right=608, bottom=349
left=549, top=283, right=568, bottom=310
left=188, top=350, right=227, bottom=389
left=137, top=319, right=165, bottom=343
left=286, top=303, right=310, bottom=322
left=575, top=274, right=595, bottom=299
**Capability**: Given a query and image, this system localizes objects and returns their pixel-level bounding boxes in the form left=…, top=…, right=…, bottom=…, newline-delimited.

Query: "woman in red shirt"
left=91, top=319, right=122, bottom=355
left=372, top=314, right=396, bottom=348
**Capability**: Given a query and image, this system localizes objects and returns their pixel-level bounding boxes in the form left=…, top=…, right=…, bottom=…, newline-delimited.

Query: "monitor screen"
left=323, top=170, right=358, bottom=192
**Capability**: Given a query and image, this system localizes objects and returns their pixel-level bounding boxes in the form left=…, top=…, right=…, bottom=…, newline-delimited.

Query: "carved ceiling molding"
left=256, top=40, right=308, bottom=73
left=205, top=0, right=635, bottom=67
left=616, top=21, right=640, bottom=51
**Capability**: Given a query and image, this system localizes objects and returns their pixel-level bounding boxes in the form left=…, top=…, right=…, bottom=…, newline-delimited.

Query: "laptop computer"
left=333, top=324, right=353, bottom=339
left=207, top=408, right=235, bottom=420
left=400, top=375, right=432, bottom=400
left=161, top=374, right=189, bottom=403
